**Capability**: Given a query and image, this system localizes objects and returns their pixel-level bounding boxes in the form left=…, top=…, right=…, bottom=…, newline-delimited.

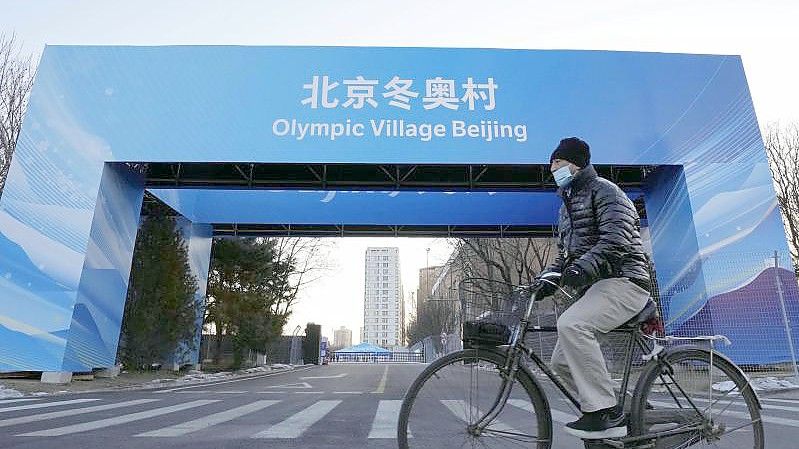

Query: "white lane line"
left=332, top=391, right=362, bottom=394
left=368, top=400, right=402, bottom=439
left=0, top=398, right=99, bottom=413
left=0, top=399, right=159, bottom=427
left=294, top=391, right=324, bottom=394
left=252, top=400, right=342, bottom=438
left=372, top=366, right=389, bottom=394
left=17, top=400, right=219, bottom=437
left=136, top=400, right=279, bottom=437
left=300, top=373, right=348, bottom=380
left=440, top=400, right=519, bottom=435
left=507, top=399, right=578, bottom=423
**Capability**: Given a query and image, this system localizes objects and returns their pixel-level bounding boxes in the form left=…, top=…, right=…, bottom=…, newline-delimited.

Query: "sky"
left=2, top=0, right=798, bottom=343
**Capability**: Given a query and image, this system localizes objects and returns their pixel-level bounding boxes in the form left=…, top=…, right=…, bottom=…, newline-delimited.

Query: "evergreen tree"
left=206, top=238, right=293, bottom=368
left=119, top=215, right=199, bottom=370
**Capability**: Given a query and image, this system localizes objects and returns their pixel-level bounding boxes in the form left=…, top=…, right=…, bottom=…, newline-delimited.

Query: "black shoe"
left=564, top=406, right=627, bottom=439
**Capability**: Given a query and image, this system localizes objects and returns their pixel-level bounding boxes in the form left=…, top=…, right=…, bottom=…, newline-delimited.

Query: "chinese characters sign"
left=301, top=75, right=498, bottom=111
left=280, top=75, right=526, bottom=143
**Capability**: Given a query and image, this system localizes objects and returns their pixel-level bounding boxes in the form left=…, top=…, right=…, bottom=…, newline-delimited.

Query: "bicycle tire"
left=629, top=346, right=764, bottom=448
left=398, top=348, right=553, bottom=449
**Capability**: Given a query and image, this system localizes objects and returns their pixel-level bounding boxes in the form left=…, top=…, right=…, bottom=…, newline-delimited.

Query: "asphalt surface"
left=0, top=363, right=797, bottom=448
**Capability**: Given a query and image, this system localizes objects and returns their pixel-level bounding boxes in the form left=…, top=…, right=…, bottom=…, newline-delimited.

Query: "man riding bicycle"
left=540, top=137, right=651, bottom=440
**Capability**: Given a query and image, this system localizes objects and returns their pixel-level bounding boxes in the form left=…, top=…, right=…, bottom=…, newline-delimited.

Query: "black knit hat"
left=550, top=137, right=590, bottom=168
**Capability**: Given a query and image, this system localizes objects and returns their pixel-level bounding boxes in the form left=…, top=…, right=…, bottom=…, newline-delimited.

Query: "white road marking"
left=759, top=397, right=799, bottom=405
left=333, top=391, right=362, bottom=394
left=368, top=400, right=402, bottom=438
left=372, top=366, right=389, bottom=394
left=300, top=373, right=348, bottom=380
left=17, top=400, right=218, bottom=437
left=0, top=399, right=158, bottom=427
left=440, top=400, right=520, bottom=435
left=687, top=396, right=799, bottom=413
left=648, top=399, right=799, bottom=428
left=136, top=400, right=279, bottom=437
left=252, top=400, right=341, bottom=438
left=267, top=382, right=312, bottom=389
left=0, top=398, right=99, bottom=413
left=507, top=399, right=578, bottom=423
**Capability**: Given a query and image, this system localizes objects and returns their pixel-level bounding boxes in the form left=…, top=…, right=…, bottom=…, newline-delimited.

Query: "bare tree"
left=451, top=237, right=556, bottom=286
left=764, top=122, right=799, bottom=265
left=266, top=237, right=334, bottom=317
left=0, top=33, right=35, bottom=194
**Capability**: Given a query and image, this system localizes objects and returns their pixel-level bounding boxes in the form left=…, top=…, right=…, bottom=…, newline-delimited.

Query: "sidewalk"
left=0, top=364, right=307, bottom=398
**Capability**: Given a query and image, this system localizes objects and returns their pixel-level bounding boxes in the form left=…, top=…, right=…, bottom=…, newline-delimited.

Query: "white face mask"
left=553, top=165, right=574, bottom=187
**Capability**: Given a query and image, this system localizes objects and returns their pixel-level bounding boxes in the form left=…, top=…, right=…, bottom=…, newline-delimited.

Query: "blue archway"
left=0, top=46, right=793, bottom=373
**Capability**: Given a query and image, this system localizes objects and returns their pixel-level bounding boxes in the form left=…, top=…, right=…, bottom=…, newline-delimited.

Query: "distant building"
left=363, top=247, right=405, bottom=349
left=416, top=265, right=445, bottom=311
left=333, top=326, right=352, bottom=349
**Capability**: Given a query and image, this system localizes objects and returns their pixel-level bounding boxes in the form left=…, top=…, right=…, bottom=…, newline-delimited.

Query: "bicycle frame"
left=467, top=287, right=718, bottom=446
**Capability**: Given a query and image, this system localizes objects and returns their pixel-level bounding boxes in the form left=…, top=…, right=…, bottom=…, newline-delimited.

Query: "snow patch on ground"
left=147, top=364, right=287, bottom=385
left=714, top=376, right=799, bottom=393
left=0, top=384, right=24, bottom=399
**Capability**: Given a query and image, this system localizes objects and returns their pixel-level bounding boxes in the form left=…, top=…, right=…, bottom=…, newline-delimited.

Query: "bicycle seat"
left=616, top=299, right=657, bottom=330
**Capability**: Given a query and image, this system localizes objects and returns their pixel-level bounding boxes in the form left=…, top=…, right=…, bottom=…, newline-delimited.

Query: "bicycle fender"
left=657, top=345, right=762, bottom=410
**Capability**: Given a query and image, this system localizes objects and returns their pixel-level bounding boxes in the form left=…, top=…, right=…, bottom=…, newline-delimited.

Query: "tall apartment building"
left=363, top=247, right=405, bottom=349
left=333, top=326, right=352, bottom=349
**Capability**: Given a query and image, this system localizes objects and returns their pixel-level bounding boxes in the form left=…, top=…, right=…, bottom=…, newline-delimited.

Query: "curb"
left=5, top=364, right=318, bottom=398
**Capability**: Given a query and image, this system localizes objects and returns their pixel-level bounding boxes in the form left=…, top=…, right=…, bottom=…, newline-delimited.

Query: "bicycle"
left=397, top=275, right=763, bottom=449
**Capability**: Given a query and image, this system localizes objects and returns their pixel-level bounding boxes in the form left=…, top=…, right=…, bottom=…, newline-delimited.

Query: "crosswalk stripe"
left=0, top=399, right=159, bottom=427
left=507, top=399, right=578, bottom=424
left=648, top=399, right=799, bottom=428
left=368, top=400, right=402, bottom=438
left=685, top=396, right=799, bottom=413
left=0, top=398, right=99, bottom=413
left=16, top=399, right=219, bottom=437
left=135, top=400, right=279, bottom=437
left=252, top=400, right=341, bottom=438
left=440, top=400, right=519, bottom=435
left=759, top=397, right=799, bottom=405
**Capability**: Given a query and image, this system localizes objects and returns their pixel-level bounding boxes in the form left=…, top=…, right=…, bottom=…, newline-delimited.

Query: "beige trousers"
left=550, top=277, right=650, bottom=413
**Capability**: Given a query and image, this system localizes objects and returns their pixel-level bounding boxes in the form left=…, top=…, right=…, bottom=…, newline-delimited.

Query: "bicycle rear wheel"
left=398, top=348, right=552, bottom=449
left=630, top=347, right=764, bottom=448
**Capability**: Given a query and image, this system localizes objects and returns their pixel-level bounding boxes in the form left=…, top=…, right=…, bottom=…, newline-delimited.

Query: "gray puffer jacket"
left=546, top=164, right=651, bottom=290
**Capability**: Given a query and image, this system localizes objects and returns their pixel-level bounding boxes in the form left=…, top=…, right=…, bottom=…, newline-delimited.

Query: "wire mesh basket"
left=459, top=278, right=531, bottom=347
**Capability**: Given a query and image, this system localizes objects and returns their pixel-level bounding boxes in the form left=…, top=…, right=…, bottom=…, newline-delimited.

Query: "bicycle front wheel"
left=398, top=348, right=552, bottom=449
left=630, top=347, right=764, bottom=449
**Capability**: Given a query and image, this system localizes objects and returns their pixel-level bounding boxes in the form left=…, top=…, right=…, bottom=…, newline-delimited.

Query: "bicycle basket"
left=459, top=278, right=530, bottom=347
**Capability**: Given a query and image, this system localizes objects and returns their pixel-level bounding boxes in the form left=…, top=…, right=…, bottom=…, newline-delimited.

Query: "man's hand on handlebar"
left=534, top=271, right=561, bottom=299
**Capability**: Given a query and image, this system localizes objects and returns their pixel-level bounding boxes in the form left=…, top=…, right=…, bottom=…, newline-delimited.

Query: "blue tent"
left=335, top=342, right=390, bottom=354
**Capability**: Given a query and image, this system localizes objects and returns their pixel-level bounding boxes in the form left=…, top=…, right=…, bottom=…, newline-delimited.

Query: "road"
left=0, top=363, right=797, bottom=448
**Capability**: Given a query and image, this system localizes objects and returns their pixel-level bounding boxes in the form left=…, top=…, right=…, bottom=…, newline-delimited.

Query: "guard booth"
left=0, top=46, right=795, bottom=376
